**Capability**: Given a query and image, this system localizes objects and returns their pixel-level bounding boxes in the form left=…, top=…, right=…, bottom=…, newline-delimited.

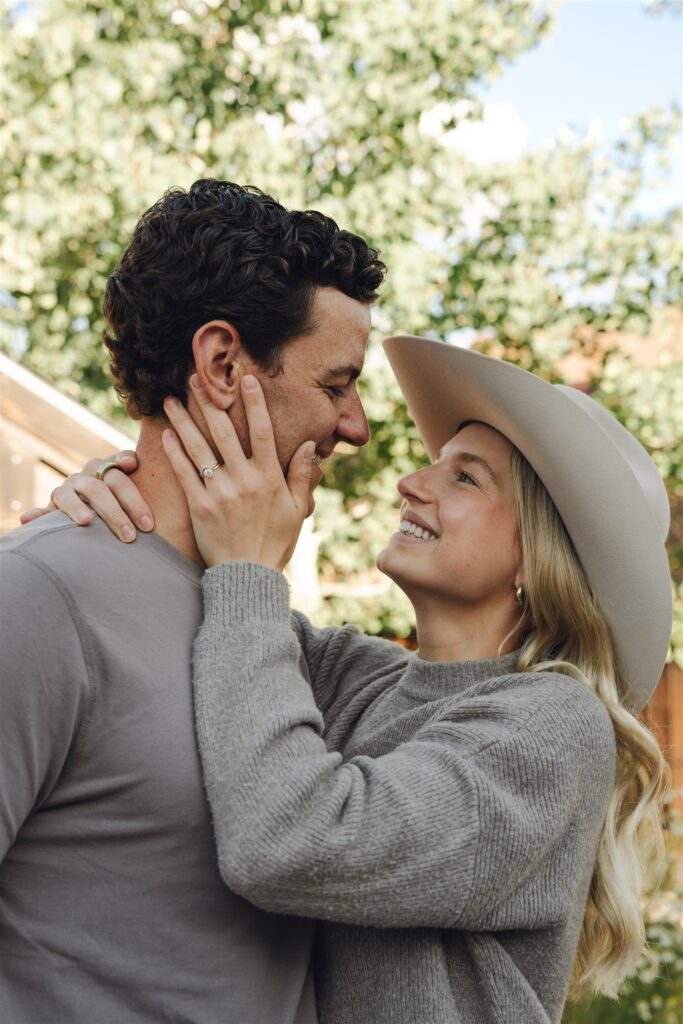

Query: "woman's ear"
left=191, top=320, right=243, bottom=410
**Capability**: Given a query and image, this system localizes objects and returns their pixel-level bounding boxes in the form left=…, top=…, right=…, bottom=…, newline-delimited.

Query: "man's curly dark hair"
left=103, top=179, right=386, bottom=418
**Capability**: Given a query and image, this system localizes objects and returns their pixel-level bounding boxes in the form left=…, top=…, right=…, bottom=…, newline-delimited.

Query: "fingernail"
left=190, top=374, right=203, bottom=390
left=140, top=515, right=153, bottom=531
left=304, top=442, right=315, bottom=458
left=122, top=525, right=135, bottom=542
left=243, top=375, right=258, bottom=391
left=165, top=397, right=179, bottom=410
left=76, top=509, right=91, bottom=524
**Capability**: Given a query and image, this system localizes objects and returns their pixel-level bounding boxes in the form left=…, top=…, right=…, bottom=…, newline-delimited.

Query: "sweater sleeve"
left=0, top=551, right=91, bottom=860
left=289, top=609, right=410, bottom=719
left=193, top=563, right=615, bottom=931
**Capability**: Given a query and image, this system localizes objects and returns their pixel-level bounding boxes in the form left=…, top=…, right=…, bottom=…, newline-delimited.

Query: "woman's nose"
left=397, top=465, right=433, bottom=502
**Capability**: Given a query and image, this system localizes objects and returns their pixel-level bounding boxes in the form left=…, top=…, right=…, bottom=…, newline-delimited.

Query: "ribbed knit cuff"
left=202, top=562, right=291, bottom=625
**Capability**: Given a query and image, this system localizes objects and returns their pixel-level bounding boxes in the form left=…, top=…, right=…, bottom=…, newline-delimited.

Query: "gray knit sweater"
left=193, top=563, right=616, bottom=1024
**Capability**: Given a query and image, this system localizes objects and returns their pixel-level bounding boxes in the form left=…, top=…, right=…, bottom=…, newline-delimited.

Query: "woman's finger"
left=240, top=375, right=279, bottom=468
left=55, top=473, right=142, bottom=541
left=188, top=375, right=245, bottom=469
left=82, top=452, right=138, bottom=479
left=94, top=470, right=155, bottom=533
left=20, top=505, right=66, bottom=525
left=163, top=396, right=220, bottom=476
left=161, top=428, right=208, bottom=508
left=112, top=450, right=138, bottom=470
left=286, top=441, right=316, bottom=516
left=48, top=478, right=96, bottom=526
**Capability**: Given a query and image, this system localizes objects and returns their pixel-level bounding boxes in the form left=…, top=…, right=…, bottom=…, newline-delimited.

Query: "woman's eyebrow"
left=437, top=449, right=498, bottom=483
left=458, top=452, right=498, bottom=483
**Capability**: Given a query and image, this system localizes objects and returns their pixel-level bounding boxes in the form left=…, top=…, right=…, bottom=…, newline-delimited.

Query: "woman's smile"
left=396, top=519, right=439, bottom=543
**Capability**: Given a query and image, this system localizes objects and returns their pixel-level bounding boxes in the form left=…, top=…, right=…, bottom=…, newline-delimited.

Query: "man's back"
left=0, top=514, right=314, bottom=1024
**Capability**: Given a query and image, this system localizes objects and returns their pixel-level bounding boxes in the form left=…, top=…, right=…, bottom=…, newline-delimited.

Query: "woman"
left=29, top=337, right=670, bottom=1023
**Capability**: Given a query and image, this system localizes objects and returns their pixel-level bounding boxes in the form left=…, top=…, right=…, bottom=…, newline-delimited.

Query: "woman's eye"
left=457, top=469, right=476, bottom=485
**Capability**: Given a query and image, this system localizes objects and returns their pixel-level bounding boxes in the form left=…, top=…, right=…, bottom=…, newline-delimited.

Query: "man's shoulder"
left=1, top=511, right=73, bottom=551
left=0, top=514, right=202, bottom=599
left=2, top=512, right=122, bottom=574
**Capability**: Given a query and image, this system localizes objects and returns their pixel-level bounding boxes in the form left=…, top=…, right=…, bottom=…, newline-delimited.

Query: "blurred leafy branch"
left=1, top=0, right=681, bottom=650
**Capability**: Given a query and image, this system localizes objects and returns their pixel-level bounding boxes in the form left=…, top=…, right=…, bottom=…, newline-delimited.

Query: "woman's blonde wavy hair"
left=510, top=448, right=669, bottom=1000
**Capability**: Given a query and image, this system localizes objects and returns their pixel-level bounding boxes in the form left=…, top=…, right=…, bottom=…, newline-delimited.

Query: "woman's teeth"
left=399, top=520, right=437, bottom=542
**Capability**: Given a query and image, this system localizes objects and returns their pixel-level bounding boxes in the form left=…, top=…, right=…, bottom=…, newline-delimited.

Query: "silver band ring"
left=200, top=462, right=222, bottom=480
left=96, top=460, right=119, bottom=482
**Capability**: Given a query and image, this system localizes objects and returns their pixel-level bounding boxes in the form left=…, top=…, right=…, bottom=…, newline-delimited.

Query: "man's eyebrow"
left=324, top=364, right=362, bottom=381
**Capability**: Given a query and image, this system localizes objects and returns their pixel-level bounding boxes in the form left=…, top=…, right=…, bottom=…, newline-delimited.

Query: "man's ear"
left=191, top=320, right=243, bottom=409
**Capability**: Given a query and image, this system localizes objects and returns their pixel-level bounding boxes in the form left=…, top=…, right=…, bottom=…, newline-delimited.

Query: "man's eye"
left=325, top=386, right=345, bottom=398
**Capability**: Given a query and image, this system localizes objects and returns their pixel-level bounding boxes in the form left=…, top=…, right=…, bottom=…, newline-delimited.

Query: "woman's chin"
left=377, top=531, right=420, bottom=576
left=376, top=546, right=390, bottom=575
left=376, top=545, right=404, bottom=587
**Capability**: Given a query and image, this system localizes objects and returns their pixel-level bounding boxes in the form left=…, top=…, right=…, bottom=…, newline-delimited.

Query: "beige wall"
left=0, top=353, right=135, bottom=533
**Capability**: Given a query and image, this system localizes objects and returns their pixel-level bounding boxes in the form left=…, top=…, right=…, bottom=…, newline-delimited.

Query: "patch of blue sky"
left=476, top=0, right=682, bottom=216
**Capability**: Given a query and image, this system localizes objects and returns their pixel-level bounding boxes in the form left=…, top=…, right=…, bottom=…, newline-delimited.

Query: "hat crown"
left=556, top=385, right=670, bottom=542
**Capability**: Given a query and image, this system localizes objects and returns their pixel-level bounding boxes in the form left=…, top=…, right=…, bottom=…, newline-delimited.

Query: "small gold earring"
left=515, top=585, right=524, bottom=606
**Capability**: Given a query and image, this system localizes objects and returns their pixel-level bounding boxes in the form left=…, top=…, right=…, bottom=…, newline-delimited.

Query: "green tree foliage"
left=0, top=0, right=555, bottom=412
left=1, top=0, right=681, bottom=651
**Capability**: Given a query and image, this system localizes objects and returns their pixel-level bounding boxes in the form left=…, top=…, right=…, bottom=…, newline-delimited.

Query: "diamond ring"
left=199, top=462, right=222, bottom=480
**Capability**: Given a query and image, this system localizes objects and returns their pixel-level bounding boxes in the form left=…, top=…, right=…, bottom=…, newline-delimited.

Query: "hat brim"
left=383, top=335, right=672, bottom=714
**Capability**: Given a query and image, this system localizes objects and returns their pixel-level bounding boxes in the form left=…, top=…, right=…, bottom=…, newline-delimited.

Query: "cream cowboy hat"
left=383, top=335, right=672, bottom=714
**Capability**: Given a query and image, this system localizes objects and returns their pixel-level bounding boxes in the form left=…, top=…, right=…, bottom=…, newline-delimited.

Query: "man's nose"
left=339, top=392, right=370, bottom=448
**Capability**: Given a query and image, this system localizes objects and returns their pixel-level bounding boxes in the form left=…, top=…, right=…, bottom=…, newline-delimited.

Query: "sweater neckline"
left=399, top=649, right=520, bottom=701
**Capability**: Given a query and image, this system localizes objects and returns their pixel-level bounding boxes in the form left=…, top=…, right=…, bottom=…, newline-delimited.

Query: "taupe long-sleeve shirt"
left=194, top=562, right=617, bottom=1024
left=0, top=517, right=315, bottom=1024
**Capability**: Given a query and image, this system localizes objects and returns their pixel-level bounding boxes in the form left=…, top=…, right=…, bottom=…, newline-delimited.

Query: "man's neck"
left=132, top=419, right=206, bottom=567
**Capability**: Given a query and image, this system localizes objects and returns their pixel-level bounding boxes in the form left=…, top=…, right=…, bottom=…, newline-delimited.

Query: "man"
left=0, top=179, right=385, bottom=1023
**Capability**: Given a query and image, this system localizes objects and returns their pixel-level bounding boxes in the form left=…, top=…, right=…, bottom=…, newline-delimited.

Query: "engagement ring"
left=199, top=463, right=222, bottom=479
